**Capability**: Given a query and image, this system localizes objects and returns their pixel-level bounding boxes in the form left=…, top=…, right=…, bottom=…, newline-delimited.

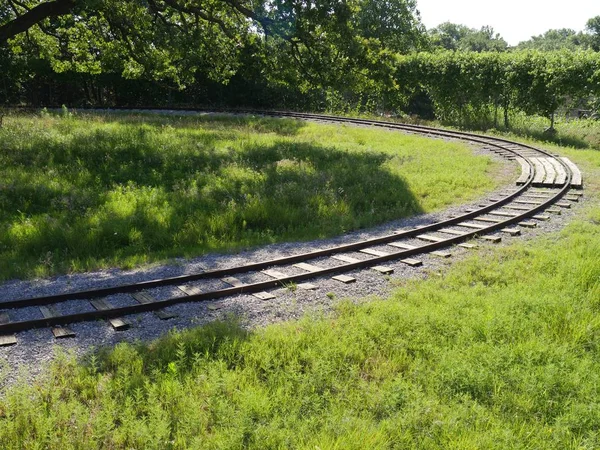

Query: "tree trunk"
left=494, top=102, right=498, bottom=128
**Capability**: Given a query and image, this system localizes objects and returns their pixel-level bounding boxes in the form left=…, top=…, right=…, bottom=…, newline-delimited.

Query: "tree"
left=356, top=0, right=426, bottom=53
left=516, top=28, right=598, bottom=52
left=0, top=0, right=426, bottom=94
left=395, top=50, right=600, bottom=129
left=1, top=0, right=261, bottom=85
left=428, top=22, right=507, bottom=52
left=587, top=15, right=600, bottom=51
left=0, top=0, right=272, bottom=45
left=517, top=29, right=582, bottom=51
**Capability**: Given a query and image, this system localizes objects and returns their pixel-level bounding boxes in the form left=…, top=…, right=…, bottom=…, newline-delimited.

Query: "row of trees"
left=426, top=17, right=600, bottom=53
left=395, top=51, right=600, bottom=129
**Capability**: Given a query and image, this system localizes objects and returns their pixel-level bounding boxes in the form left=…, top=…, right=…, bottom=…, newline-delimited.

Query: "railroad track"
left=0, top=111, right=584, bottom=346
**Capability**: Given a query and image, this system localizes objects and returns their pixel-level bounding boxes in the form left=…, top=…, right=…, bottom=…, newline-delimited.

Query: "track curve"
left=0, top=110, right=584, bottom=343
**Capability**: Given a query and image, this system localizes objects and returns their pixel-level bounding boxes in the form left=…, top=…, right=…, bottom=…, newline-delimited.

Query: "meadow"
left=0, top=111, right=506, bottom=280
left=0, top=135, right=598, bottom=449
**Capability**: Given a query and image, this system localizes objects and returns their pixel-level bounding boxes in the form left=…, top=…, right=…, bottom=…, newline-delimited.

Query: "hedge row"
left=395, top=51, right=600, bottom=127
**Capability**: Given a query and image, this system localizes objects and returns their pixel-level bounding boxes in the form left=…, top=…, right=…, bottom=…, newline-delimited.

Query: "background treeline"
left=5, top=50, right=598, bottom=130
left=1, top=1, right=600, bottom=128
left=397, top=51, right=600, bottom=129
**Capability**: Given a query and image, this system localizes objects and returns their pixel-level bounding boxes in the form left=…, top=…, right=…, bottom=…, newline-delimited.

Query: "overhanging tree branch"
left=0, top=0, right=76, bottom=44
left=160, top=0, right=236, bottom=40
left=0, top=0, right=276, bottom=47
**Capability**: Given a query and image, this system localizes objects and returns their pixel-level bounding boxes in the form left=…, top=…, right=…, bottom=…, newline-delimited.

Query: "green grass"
left=0, top=111, right=506, bottom=280
left=440, top=112, right=600, bottom=151
left=481, top=114, right=600, bottom=151
left=0, top=136, right=598, bottom=449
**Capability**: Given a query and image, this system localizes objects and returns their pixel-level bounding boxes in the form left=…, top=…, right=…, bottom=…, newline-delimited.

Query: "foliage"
left=428, top=22, right=508, bottom=53
left=0, top=112, right=503, bottom=279
left=0, top=144, right=598, bottom=449
left=586, top=15, right=600, bottom=51
left=0, top=0, right=426, bottom=94
left=396, top=50, right=600, bottom=128
left=3, top=7, right=600, bottom=131
left=516, top=28, right=594, bottom=52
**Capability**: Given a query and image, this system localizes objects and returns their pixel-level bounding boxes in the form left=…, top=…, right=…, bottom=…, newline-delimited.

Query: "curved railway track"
left=0, top=111, right=585, bottom=346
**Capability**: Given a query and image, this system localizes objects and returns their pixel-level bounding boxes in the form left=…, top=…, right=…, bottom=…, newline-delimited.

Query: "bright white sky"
left=416, top=0, right=600, bottom=46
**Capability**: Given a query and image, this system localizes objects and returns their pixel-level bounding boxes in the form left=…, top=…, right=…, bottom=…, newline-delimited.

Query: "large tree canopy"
left=1, top=0, right=273, bottom=84
left=0, top=0, right=425, bottom=87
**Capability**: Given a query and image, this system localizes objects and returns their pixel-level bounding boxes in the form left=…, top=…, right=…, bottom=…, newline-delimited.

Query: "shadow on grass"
left=0, top=125, right=422, bottom=279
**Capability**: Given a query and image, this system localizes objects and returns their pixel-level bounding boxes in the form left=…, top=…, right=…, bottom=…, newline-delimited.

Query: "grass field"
left=0, top=128, right=598, bottom=448
left=0, top=111, right=506, bottom=280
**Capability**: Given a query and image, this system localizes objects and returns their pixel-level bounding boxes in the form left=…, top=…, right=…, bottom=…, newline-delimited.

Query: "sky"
left=415, top=0, right=600, bottom=46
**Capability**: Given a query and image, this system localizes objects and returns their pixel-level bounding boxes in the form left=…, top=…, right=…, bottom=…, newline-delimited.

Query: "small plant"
left=326, top=292, right=335, bottom=299
left=61, top=104, right=72, bottom=118
left=285, top=282, right=297, bottom=293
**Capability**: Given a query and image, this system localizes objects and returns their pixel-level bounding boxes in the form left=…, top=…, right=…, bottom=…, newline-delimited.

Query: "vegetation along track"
left=0, top=111, right=585, bottom=346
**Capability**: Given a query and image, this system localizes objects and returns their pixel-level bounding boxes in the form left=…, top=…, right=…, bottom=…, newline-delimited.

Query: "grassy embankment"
left=441, top=113, right=600, bottom=151
left=503, top=114, right=600, bottom=150
left=0, top=119, right=598, bottom=448
left=0, top=112, right=506, bottom=280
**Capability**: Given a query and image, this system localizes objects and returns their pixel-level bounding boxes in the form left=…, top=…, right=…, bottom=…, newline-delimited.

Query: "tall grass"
left=0, top=145, right=598, bottom=449
left=0, top=139, right=598, bottom=449
left=0, top=112, right=505, bottom=279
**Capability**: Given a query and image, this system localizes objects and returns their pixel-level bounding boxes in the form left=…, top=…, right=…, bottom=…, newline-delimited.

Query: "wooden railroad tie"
left=132, top=291, right=177, bottom=320
left=501, top=228, right=521, bottom=236
left=0, top=313, right=17, bottom=347
left=360, top=248, right=389, bottom=257
left=220, top=277, right=275, bottom=300
left=519, top=221, right=538, bottom=228
left=90, top=299, right=129, bottom=331
left=401, top=258, right=422, bottom=267
left=39, top=305, right=76, bottom=338
left=333, top=275, right=356, bottom=284
left=417, top=234, right=445, bottom=243
left=293, top=263, right=322, bottom=273
left=480, top=235, right=502, bottom=243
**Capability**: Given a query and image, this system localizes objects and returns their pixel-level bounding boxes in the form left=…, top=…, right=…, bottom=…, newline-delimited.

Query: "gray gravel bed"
left=0, top=117, right=583, bottom=389
left=57, top=299, right=97, bottom=315
left=104, top=293, right=138, bottom=308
